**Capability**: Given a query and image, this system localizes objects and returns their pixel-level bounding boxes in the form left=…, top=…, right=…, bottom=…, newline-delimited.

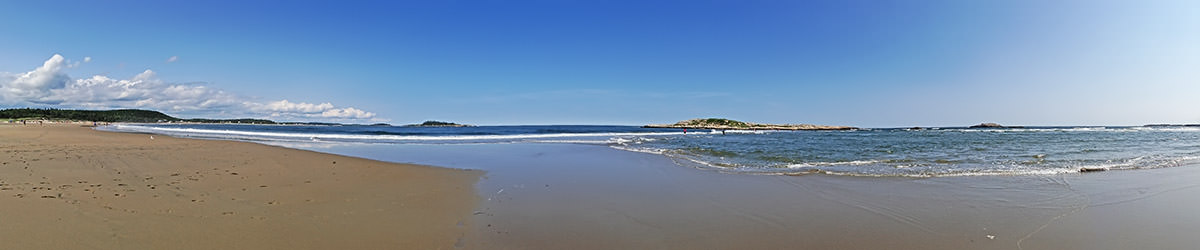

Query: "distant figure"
left=683, top=128, right=687, bottom=134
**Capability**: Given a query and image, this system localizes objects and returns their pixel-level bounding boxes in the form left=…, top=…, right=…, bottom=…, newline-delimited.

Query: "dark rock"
left=969, top=123, right=1005, bottom=128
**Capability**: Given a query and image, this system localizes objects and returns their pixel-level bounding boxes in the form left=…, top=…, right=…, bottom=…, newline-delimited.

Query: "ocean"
left=99, top=124, right=1200, bottom=177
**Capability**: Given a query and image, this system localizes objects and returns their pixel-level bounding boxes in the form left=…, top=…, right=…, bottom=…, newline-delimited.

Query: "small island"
left=644, top=118, right=856, bottom=131
left=968, top=123, right=1025, bottom=129
left=404, top=120, right=473, bottom=127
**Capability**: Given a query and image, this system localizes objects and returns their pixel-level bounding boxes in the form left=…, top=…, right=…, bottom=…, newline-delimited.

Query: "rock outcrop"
left=968, top=123, right=1024, bottom=129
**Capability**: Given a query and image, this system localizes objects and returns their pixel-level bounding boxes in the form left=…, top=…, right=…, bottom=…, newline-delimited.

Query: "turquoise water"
left=102, top=124, right=1200, bottom=177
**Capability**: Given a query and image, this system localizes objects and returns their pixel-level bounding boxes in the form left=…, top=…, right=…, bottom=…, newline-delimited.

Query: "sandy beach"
left=8, top=124, right=1200, bottom=250
left=0, top=125, right=480, bottom=249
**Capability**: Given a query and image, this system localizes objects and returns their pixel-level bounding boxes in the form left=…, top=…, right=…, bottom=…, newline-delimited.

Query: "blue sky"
left=1, top=0, right=1197, bottom=126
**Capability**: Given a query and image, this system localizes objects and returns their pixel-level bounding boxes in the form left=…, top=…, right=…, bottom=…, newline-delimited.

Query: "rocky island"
left=968, top=123, right=1025, bottom=129
left=404, top=120, right=473, bottom=127
left=644, top=118, right=857, bottom=131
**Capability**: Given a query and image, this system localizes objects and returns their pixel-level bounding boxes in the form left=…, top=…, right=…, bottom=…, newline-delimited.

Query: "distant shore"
left=0, top=124, right=480, bottom=249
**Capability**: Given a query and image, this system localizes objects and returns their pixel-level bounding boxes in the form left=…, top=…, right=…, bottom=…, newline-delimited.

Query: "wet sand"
left=303, top=142, right=1200, bottom=249
left=0, top=125, right=480, bottom=249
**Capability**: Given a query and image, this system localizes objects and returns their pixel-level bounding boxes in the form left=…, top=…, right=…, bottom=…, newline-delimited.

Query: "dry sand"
left=0, top=125, right=480, bottom=249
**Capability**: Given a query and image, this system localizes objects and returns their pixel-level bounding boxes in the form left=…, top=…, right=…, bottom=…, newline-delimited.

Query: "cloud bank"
left=0, top=54, right=376, bottom=121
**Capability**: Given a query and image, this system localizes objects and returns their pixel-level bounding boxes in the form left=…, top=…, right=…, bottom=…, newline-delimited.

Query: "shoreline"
left=0, top=124, right=481, bottom=249
left=27, top=123, right=1200, bottom=249
left=285, top=141, right=1200, bottom=249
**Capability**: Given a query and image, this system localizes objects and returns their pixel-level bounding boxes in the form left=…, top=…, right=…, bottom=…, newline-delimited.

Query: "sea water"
left=100, top=124, right=1200, bottom=177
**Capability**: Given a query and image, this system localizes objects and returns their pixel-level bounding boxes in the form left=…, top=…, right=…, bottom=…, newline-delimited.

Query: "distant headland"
left=0, top=108, right=474, bottom=127
left=0, top=108, right=278, bottom=124
left=644, top=118, right=857, bottom=131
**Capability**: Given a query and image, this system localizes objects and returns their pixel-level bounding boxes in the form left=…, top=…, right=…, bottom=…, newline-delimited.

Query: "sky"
left=1, top=0, right=1197, bottom=127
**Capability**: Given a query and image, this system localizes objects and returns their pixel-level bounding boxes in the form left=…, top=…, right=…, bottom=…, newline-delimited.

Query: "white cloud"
left=83, top=57, right=92, bottom=63
left=1, top=54, right=378, bottom=121
left=259, top=100, right=334, bottom=113
left=1, top=54, right=70, bottom=101
left=249, top=100, right=376, bottom=119
left=320, top=107, right=375, bottom=119
left=166, top=56, right=178, bottom=63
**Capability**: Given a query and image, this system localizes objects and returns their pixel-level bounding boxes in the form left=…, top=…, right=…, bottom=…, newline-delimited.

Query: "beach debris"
left=1079, top=167, right=1108, bottom=173
left=496, top=188, right=504, bottom=194
left=986, top=235, right=995, bottom=240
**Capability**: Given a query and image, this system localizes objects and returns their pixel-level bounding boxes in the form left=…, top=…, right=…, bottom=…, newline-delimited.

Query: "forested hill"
left=0, top=108, right=276, bottom=124
left=1, top=108, right=178, bottom=123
